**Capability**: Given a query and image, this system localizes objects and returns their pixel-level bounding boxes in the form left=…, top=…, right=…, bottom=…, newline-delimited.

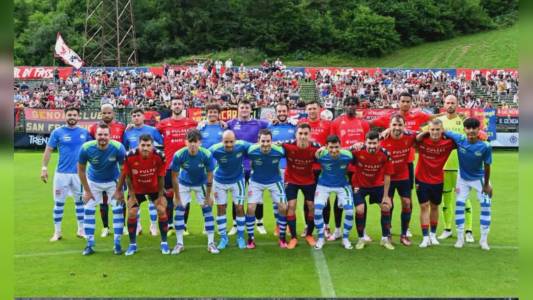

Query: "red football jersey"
left=351, top=147, right=394, bottom=188
left=299, top=118, right=331, bottom=145
left=299, top=118, right=330, bottom=171
left=380, top=131, right=416, bottom=181
left=89, top=120, right=126, bottom=143
left=330, top=114, right=370, bottom=148
left=371, top=110, right=431, bottom=162
left=156, top=117, right=198, bottom=170
left=282, top=140, right=321, bottom=185
left=122, top=148, right=166, bottom=194
left=331, top=114, right=370, bottom=173
left=415, top=136, right=455, bottom=184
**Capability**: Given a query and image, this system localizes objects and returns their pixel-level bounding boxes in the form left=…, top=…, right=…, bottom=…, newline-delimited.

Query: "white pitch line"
left=311, top=249, right=336, bottom=298
left=14, top=241, right=518, bottom=258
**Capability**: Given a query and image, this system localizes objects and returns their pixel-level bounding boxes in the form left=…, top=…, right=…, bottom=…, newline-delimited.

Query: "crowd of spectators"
left=14, top=59, right=519, bottom=113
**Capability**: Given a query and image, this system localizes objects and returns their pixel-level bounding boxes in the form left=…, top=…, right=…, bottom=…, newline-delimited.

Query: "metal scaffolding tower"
left=83, top=0, right=138, bottom=66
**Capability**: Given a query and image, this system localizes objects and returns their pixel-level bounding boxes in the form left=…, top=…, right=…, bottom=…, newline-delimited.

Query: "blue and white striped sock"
left=83, top=203, right=96, bottom=247
left=455, top=199, right=466, bottom=232
left=174, top=205, right=185, bottom=244
left=148, top=201, right=158, bottom=224
left=480, top=195, right=492, bottom=235
left=278, top=215, right=287, bottom=240
left=343, top=205, right=354, bottom=239
left=74, top=198, right=84, bottom=229
left=112, top=205, right=124, bottom=242
left=273, top=203, right=279, bottom=224
left=53, top=200, right=65, bottom=232
left=314, top=204, right=325, bottom=239
left=216, top=215, right=227, bottom=237
left=236, top=216, right=246, bottom=238
left=202, top=206, right=215, bottom=244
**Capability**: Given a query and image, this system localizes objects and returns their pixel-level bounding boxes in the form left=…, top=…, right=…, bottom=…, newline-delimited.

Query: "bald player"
left=437, top=95, right=474, bottom=242
left=209, top=131, right=252, bottom=249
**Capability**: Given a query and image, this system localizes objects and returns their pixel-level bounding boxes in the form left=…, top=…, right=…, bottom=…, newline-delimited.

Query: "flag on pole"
left=54, top=32, right=84, bottom=69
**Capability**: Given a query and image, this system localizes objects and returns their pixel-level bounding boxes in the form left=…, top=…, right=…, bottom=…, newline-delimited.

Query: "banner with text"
left=23, top=108, right=101, bottom=134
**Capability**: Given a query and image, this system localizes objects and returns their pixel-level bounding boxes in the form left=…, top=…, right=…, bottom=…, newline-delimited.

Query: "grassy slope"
left=159, top=25, right=518, bottom=68
left=14, top=151, right=518, bottom=297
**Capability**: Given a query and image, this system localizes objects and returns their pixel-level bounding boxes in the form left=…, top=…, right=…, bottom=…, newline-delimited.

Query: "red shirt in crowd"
left=89, top=120, right=126, bottom=143
left=156, top=117, right=198, bottom=170
left=380, top=131, right=416, bottom=181
left=415, top=136, right=456, bottom=184
left=351, top=146, right=394, bottom=188
left=282, top=140, right=321, bottom=186
left=122, top=148, right=166, bottom=194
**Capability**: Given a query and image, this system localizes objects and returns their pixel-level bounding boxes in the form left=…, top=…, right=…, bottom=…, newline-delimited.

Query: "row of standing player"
left=41, top=92, right=493, bottom=255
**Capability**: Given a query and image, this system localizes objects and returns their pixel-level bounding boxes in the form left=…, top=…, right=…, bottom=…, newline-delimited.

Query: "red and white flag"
left=54, top=32, right=84, bottom=69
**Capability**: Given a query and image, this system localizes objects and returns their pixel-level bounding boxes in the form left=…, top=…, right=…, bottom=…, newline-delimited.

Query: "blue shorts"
left=285, top=183, right=316, bottom=201
left=388, top=179, right=412, bottom=199
left=354, top=186, right=384, bottom=206
left=415, top=179, right=443, bottom=205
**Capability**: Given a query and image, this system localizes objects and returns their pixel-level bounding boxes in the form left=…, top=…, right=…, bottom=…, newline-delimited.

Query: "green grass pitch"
left=14, top=150, right=518, bottom=298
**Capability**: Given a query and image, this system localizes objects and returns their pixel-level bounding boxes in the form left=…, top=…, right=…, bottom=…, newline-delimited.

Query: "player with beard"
left=115, top=134, right=169, bottom=255
left=329, top=97, right=370, bottom=242
left=123, top=108, right=163, bottom=236
left=268, top=103, right=296, bottom=236
left=245, top=129, right=287, bottom=249
left=88, top=104, right=126, bottom=238
left=371, top=92, right=433, bottom=238
left=157, top=98, right=198, bottom=236
left=41, top=106, right=91, bottom=241
left=379, top=115, right=417, bottom=246
left=78, top=124, right=126, bottom=255
left=350, top=131, right=395, bottom=250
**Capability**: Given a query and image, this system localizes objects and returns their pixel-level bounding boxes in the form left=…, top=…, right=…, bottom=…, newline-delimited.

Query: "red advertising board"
left=14, top=67, right=73, bottom=80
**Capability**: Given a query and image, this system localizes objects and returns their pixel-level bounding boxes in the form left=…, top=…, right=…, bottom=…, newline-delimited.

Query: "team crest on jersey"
left=80, top=134, right=86, bottom=140
left=340, top=165, right=346, bottom=169
left=475, top=151, right=482, bottom=157
left=272, top=159, right=279, bottom=164
left=236, top=153, right=242, bottom=158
